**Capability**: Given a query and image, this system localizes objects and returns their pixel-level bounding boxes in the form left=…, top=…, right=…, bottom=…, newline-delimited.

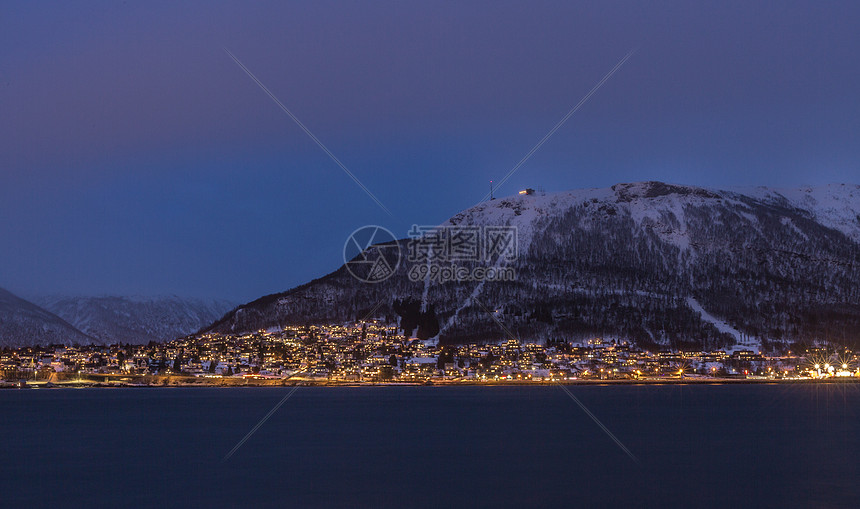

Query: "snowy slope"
left=445, top=186, right=616, bottom=254
left=0, top=287, right=93, bottom=347
left=447, top=182, right=737, bottom=256
left=737, top=184, right=860, bottom=242
left=205, top=181, right=860, bottom=350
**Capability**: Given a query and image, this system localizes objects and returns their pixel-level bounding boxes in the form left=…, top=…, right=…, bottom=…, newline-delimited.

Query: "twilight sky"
left=2, top=0, right=859, bottom=302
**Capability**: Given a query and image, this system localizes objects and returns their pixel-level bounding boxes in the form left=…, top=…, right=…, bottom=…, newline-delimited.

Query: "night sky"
left=2, top=1, right=859, bottom=301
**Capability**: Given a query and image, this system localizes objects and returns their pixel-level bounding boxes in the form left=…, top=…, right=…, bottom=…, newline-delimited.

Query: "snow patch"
left=685, top=297, right=759, bottom=352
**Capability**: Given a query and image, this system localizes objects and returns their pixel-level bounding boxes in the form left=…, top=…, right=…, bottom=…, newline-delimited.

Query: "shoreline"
left=4, top=376, right=859, bottom=389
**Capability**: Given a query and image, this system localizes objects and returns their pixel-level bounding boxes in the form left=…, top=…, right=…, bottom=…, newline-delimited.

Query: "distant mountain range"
left=0, top=290, right=234, bottom=347
left=36, top=295, right=235, bottom=345
left=203, top=181, right=860, bottom=352
left=0, top=288, right=94, bottom=347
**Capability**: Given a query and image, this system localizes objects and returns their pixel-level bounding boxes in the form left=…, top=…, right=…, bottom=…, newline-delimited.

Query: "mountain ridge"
left=203, top=181, right=860, bottom=351
left=0, top=287, right=94, bottom=347
left=36, top=295, right=235, bottom=345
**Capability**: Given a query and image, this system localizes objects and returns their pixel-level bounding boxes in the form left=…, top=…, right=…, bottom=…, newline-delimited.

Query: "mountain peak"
left=203, top=181, right=860, bottom=351
left=611, top=181, right=721, bottom=201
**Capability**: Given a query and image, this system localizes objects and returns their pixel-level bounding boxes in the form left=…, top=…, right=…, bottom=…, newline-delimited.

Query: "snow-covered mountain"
left=737, top=184, right=860, bottom=242
left=0, top=287, right=94, bottom=347
left=37, top=295, right=235, bottom=345
left=203, top=181, right=860, bottom=352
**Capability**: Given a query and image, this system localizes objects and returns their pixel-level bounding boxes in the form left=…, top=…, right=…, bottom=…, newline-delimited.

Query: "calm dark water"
left=1, top=385, right=858, bottom=509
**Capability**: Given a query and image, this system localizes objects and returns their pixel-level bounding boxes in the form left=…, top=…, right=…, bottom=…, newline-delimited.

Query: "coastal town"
left=2, top=321, right=858, bottom=387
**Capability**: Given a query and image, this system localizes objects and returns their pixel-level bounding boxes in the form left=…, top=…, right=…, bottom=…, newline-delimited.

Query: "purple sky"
left=2, top=0, right=859, bottom=301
